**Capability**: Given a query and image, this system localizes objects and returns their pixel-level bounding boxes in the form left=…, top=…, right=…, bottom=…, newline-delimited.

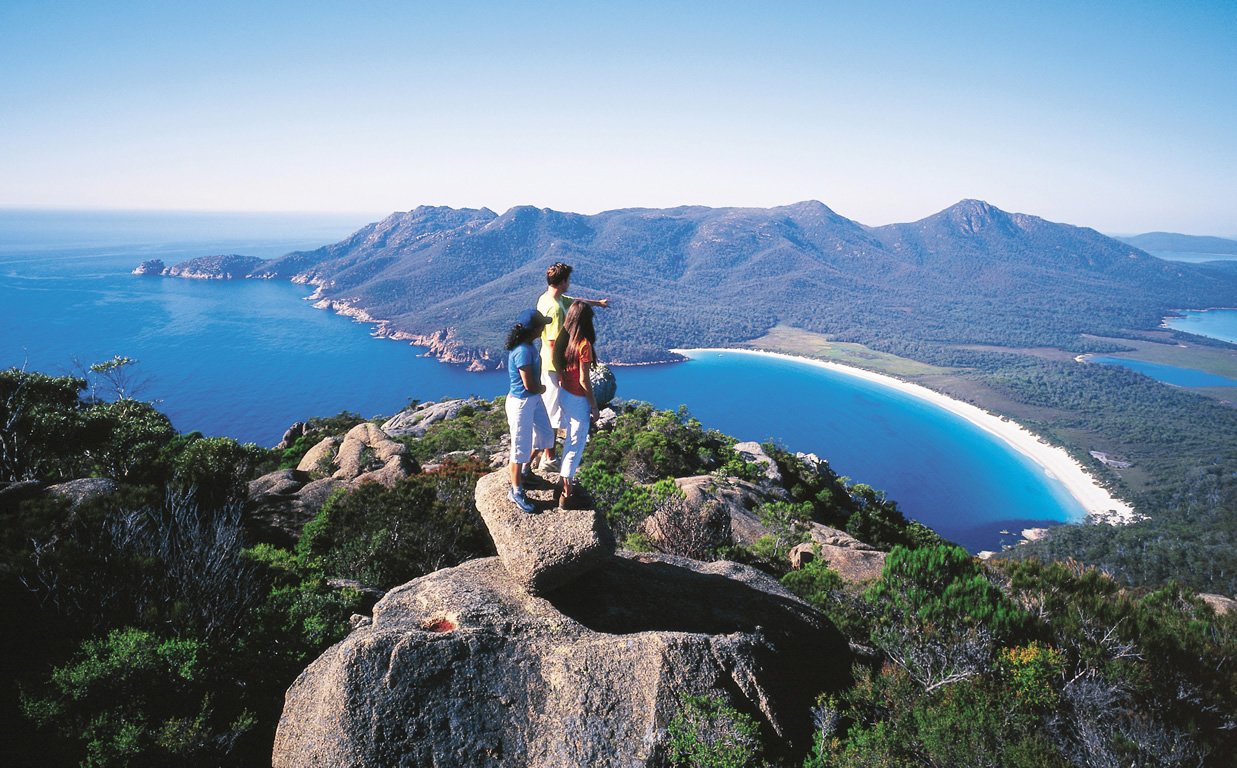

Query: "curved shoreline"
left=673, top=347, right=1140, bottom=527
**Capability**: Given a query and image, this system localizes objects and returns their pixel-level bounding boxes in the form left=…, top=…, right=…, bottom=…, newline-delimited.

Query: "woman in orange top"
left=552, top=301, right=599, bottom=508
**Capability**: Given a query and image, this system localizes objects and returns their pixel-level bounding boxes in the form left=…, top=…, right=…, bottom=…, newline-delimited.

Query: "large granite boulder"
left=245, top=469, right=347, bottom=547
left=673, top=475, right=886, bottom=581
left=791, top=540, right=887, bottom=583
left=296, top=437, right=341, bottom=474
left=294, top=424, right=419, bottom=487
left=474, top=470, right=616, bottom=595
left=732, top=441, right=783, bottom=486
left=674, top=475, right=786, bottom=549
left=1201, top=593, right=1237, bottom=616
left=382, top=397, right=486, bottom=439
left=333, top=422, right=418, bottom=486
left=272, top=553, right=852, bottom=767
left=46, top=477, right=119, bottom=509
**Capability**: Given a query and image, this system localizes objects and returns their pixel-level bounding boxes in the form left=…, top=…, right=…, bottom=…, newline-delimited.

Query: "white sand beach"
left=674, top=348, right=1140, bottom=526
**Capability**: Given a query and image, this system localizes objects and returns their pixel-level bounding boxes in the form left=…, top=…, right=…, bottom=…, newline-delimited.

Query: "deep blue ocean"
left=2, top=210, right=1086, bottom=551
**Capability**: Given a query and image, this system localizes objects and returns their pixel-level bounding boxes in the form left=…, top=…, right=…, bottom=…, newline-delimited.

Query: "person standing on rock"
left=535, top=262, right=609, bottom=473
left=505, top=309, right=553, bottom=513
left=553, top=301, right=600, bottom=508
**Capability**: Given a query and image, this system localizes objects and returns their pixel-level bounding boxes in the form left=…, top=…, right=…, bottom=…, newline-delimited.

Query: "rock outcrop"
left=294, top=423, right=419, bottom=486
left=1201, top=593, right=1237, bottom=616
left=245, top=469, right=346, bottom=547
left=406, top=327, right=495, bottom=370
left=732, top=441, right=783, bottom=485
left=475, top=470, right=615, bottom=594
left=671, top=474, right=887, bottom=583
left=46, top=477, right=120, bottom=510
left=790, top=537, right=887, bottom=583
left=272, top=470, right=852, bottom=767
left=382, top=397, right=485, bottom=439
left=248, top=424, right=418, bottom=545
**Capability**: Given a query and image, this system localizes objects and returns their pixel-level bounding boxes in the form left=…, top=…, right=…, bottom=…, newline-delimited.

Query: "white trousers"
left=506, top=394, right=553, bottom=464
left=540, top=368, right=564, bottom=430
left=558, top=390, right=592, bottom=480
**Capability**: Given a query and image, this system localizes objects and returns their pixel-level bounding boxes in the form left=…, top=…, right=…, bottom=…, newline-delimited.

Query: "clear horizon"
left=3, top=1, right=1234, bottom=237
left=1, top=203, right=1233, bottom=241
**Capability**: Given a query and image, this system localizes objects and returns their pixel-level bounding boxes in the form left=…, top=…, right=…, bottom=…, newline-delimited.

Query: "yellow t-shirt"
left=537, top=290, right=572, bottom=372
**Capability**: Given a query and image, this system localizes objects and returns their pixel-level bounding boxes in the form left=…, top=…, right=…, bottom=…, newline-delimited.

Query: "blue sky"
left=2, top=1, right=1234, bottom=235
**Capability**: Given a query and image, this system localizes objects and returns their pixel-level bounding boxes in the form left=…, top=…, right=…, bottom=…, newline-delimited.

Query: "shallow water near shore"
left=1088, top=356, right=1237, bottom=388
left=2, top=210, right=1084, bottom=552
left=618, top=351, right=1084, bottom=551
left=1165, top=308, right=1237, bottom=345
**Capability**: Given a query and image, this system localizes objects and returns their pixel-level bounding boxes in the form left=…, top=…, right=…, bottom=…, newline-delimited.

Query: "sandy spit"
left=673, top=348, right=1140, bottom=526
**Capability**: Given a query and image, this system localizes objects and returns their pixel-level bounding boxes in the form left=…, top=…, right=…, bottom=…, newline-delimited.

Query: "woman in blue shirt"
left=505, top=309, right=553, bottom=512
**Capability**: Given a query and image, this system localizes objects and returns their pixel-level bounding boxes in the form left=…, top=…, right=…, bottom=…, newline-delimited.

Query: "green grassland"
left=737, top=325, right=953, bottom=378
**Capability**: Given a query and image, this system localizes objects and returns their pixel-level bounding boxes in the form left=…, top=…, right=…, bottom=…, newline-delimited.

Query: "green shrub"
left=584, top=402, right=737, bottom=482
left=666, top=694, right=764, bottom=768
left=86, top=398, right=178, bottom=482
left=170, top=436, right=270, bottom=506
left=297, top=458, right=494, bottom=588
left=21, top=627, right=252, bottom=768
left=0, top=369, right=103, bottom=481
left=746, top=501, right=813, bottom=571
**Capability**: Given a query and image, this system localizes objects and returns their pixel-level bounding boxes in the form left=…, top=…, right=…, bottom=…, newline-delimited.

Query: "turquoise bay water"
left=1165, top=309, right=1237, bottom=345
left=2, top=211, right=1087, bottom=551
left=618, top=351, right=1084, bottom=550
left=1088, top=356, right=1237, bottom=388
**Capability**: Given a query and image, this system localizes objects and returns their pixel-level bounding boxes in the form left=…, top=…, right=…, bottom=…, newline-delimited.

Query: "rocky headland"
left=132, top=254, right=266, bottom=279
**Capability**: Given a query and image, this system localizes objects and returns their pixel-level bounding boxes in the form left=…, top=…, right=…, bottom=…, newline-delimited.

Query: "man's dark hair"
left=546, top=262, right=573, bottom=287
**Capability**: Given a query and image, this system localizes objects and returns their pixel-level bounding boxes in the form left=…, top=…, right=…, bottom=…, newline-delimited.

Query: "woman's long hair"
left=553, top=301, right=595, bottom=370
left=505, top=322, right=540, bottom=350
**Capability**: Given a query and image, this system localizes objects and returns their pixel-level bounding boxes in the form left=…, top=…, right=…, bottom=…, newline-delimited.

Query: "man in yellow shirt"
left=535, top=262, right=609, bottom=472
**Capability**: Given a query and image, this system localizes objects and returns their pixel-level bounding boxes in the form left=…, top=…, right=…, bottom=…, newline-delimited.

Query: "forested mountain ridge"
left=190, top=199, right=1237, bottom=366
left=1116, top=231, right=1237, bottom=255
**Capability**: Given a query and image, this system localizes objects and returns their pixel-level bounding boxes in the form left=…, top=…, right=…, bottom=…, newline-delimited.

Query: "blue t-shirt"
left=507, top=343, right=541, bottom=399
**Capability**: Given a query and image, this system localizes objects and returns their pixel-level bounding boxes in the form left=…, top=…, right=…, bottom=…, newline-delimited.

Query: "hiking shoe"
left=537, top=456, right=562, bottom=473
left=522, top=467, right=551, bottom=489
left=508, top=486, right=535, bottom=513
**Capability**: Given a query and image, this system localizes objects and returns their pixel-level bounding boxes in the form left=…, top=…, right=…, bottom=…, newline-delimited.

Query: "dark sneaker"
left=508, top=486, right=535, bottom=513
left=522, top=466, right=551, bottom=489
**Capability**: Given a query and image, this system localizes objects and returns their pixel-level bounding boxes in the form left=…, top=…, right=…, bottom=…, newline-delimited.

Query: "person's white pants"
left=506, top=394, right=553, bottom=464
left=559, top=390, right=592, bottom=480
left=540, top=369, right=564, bottom=430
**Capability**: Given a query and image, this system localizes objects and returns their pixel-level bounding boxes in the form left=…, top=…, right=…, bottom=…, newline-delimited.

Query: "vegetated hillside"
left=5, top=366, right=1236, bottom=768
left=234, top=199, right=1237, bottom=365
left=1117, top=231, right=1237, bottom=255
